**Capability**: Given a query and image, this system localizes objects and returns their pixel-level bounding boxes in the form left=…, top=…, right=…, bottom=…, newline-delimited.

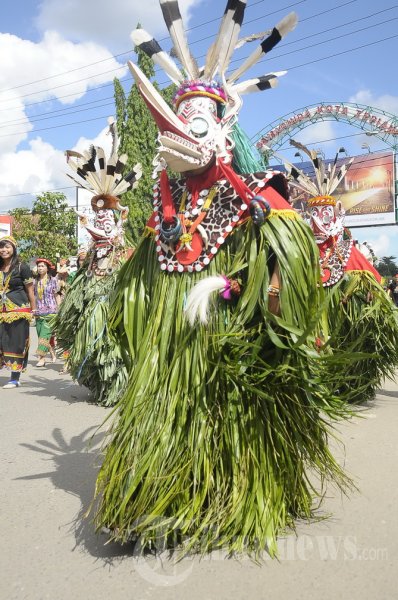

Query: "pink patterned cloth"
left=34, top=276, right=58, bottom=315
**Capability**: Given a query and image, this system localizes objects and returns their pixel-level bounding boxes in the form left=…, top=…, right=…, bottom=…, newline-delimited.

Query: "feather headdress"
left=282, top=139, right=354, bottom=205
left=65, top=117, right=142, bottom=202
left=131, top=0, right=297, bottom=104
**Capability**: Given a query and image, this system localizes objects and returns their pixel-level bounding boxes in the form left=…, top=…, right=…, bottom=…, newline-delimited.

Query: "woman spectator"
left=0, top=236, right=35, bottom=389
left=34, top=258, right=59, bottom=367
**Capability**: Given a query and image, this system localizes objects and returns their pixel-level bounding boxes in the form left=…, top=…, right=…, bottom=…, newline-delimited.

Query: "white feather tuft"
left=227, top=11, right=297, bottom=84
left=234, top=29, right=272, bottom=50
left=276, top=11, right=298, bottom=38
left=185, top=276, right=228, bottom=326
left=205, top=0, right=248, bottom=80
left=159, top=0, right=199, bottom=79
left=131, top=28, right=183, bottom=83
left=232, top=71, right=286, bottom=95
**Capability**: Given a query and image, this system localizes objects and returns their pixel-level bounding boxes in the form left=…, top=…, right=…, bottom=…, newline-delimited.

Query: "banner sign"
left=0, top=215, right=12, bottom=237
left=289, top=151, right=396, bottom=227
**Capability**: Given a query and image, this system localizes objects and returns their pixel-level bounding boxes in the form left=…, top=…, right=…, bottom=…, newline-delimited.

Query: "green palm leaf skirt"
left=53, top=270, right=128, bottom=406
left=94, top=216, right=353, bottom=556
left=323, top=271, right=398, bottom=404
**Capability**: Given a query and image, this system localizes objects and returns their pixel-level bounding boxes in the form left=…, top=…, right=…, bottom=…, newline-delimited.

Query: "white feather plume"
left=228, top=12, right=297, bottom=84
left=204, top=0, right=247, bottom=80
left=131, top=28, right=183, bottom=84
left=185, top=276, right=228, bottom=326
left=159, top=0, right=199, bottom=79
left=232, top=71, right=286, bottom=95
left=234, top=29, right=272, bottom=49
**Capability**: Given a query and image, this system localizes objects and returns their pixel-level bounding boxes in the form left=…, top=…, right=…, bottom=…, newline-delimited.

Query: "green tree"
left=376, top=255, right=398, bottom=278
left=114, top=28, right=176, bottom=244
left=8, top=207, right=38, bottom=262
left=9, top=192, right=77, bottom=263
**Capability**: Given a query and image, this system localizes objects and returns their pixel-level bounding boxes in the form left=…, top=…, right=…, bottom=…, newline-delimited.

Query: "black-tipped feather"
left=131, top=28, right=183, bottom=83
left=159, top=0, right=198, bottom=79
left=228, top=12, right=297, bottom=83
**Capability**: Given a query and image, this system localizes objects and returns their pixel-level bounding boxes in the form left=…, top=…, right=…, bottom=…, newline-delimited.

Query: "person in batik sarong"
left=34, top=258, right=59, bottom=367
left=0, top=236, right=35, bottom=389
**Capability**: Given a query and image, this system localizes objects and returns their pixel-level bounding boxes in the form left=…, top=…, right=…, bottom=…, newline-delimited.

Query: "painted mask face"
left=95, top=209, right=116, bottom=237
left=128, top=62, right=235, bottom=175
left=309, top=202, right=344, bottom=244
left=157, top=95, right=226, bottom=173
left=177, top=97, right=220, bottom=148
left=76, top=205, right=125, bottom=258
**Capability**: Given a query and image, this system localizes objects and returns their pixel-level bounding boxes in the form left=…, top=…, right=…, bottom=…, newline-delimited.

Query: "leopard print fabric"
left=150, top=171, right=286, bottom=273
left=319, top=238, right=353, bottom=287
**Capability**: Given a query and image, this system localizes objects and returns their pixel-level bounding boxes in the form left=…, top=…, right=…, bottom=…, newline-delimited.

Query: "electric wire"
left=0, top=0, right=366, bottom=106
left=1, top=32, right=397, bottom=139
left=1, top=5, right=395, bottom=128
left=0, top=147, right=393, bottom=204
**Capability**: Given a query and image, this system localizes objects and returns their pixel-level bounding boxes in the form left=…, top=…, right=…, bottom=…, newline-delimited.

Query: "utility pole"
left=75, top=186, right=79, bottom=244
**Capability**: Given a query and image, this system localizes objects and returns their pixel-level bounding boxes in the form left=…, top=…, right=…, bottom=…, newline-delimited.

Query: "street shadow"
left=376, top=388, right=398, bottom=399
left=17, top=372, right=92, bottom=405
left=16, top=425, right=135, bottom=564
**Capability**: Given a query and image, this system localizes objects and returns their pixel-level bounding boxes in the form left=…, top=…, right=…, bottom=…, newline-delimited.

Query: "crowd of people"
left=0, top=238, right=86, bottom=388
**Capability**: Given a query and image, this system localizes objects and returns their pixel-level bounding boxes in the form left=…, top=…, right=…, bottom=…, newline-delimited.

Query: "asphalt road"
left=1, top=328, right=397, bottom=600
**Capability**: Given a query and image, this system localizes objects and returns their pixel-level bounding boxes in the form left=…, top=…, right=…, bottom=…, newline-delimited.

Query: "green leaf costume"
left=92, top=1, right=356, bottom=556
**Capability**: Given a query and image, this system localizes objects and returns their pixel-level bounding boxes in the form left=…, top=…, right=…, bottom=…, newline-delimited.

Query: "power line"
left=1, top=31, right=397, bottom=140
left=274, top=5, right=397, bottom=48
left=0, top=0, right=360, bottom=109
left=274, top=33, right=398, bottom=72
left=256, top=15, right=398, bottom=64
left=1, top=99, right=116, bottom=129
left=0, top=186, right=76, bottom=199
left=0, top=147, right=393, bottom=203
left=1, top=5, right=394, bottom=129
left=0, top=65, right=126, bottom=104
left=0, top=0, right=305, bottom=95
left=0, top=114, right=113, bottom=138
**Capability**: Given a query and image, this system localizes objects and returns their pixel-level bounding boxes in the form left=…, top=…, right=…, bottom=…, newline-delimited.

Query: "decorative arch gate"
left=254, top=102, right=398, bottom=151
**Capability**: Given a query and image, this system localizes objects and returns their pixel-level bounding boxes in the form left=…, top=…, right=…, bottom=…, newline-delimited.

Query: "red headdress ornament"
left=36, top=258, right=55, bottom=270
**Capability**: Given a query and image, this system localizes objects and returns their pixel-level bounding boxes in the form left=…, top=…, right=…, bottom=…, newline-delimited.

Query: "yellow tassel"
left=268, top=209, right=299, bottom=220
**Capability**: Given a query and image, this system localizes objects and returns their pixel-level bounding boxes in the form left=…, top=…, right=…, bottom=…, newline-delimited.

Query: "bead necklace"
left=177, top=186, right=217, bottom=250
left=0, top=271, right=12, bottom=304
left=37, top=274, right=48, bottom=301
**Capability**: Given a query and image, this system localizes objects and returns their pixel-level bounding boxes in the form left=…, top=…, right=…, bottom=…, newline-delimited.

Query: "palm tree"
left=376, top=255, right=398, bottom=278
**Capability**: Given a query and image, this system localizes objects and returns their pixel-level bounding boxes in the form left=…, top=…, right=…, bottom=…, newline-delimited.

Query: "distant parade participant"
left=55, top=258, right=70, bottom=307
left=34, top=258, right=59, bottom=367
left=66, top=248, right=88, bottom=286
left=388, top=274, right=398, bottom=307
left=0, top=236, right=35, bottom=389
left=53, top=118, right=141, bottom=405
left=285, top=139, right=398, bottom=403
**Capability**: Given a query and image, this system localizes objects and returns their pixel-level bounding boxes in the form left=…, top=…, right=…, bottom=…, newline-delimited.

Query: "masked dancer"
left=284, top=139, right=398, bottom=403
left=93, top=1, right=355, bottom=557
left=53, top=118, right=142, bottom=405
